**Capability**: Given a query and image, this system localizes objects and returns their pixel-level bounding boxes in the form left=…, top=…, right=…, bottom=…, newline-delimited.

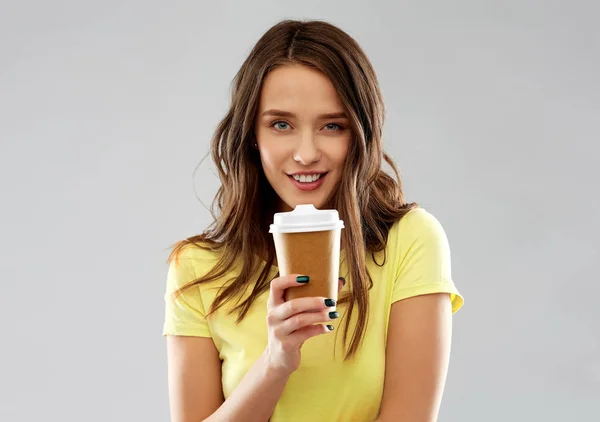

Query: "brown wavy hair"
left=168, top=19, right=417, bottom=359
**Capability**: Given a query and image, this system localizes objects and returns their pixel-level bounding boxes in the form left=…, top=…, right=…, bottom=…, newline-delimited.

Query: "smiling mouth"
left=289, top=172, right=328, bottom=183
left=287, top=172, right=328, bottom=191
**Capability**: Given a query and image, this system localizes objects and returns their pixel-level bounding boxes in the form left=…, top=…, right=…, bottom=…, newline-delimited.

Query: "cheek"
left=329, top=138, right=352, bottom=168
left=258, top=143, right=286, bottom=175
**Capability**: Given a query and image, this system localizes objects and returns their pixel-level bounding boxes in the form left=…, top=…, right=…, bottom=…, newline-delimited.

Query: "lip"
left=287, top=170, right=328, bottom=176
left=288, top=172, right=327, bottom=191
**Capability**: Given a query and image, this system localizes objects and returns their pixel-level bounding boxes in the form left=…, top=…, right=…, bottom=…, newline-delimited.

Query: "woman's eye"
left=270, top=121, right=344, bottom=132
left=324, top=123, right=343, bottom=131
left=272, top=121, right=290, bottom=131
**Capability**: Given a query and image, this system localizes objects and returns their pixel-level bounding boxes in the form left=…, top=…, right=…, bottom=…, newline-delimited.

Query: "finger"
left=268, top=274, right=309, bottom=308
left=288, top=323, right=334, bottom=345
left=276, top=309, right=340, bottom=336
left=272, top=296, right=335, bottom=322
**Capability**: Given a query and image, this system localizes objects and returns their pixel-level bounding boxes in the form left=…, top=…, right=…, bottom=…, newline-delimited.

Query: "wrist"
left=260, top=350, right=293, bottom=381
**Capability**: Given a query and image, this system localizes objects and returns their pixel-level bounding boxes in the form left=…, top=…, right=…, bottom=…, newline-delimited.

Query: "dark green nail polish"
left=296, top=275, right=309, bottom=283
left=329, top=311, right=339, bottom=320
left=324, top=298, right=336, bottom=307
left=326, top=325, right=334, bottom=331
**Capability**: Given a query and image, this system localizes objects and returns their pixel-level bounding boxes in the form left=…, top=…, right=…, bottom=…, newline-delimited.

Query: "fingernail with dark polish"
left=324, top=298, right=336, bottom=307
left=329, top=311, right=339, bottom=320
left=296, top=276, right=309, bottom=283
left=326, top=325, right=334, bottom=331
left=339, top=277, right=346, bottom=286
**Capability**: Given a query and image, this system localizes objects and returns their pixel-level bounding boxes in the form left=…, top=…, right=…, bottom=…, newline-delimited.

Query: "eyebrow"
left=260, top=109, right=348, bottom=119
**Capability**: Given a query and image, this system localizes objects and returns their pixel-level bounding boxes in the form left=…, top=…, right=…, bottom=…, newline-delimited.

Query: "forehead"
left=258, top=64, right=345, bottom=114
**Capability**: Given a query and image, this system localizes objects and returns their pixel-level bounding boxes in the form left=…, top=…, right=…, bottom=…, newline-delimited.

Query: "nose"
left=293, top=131, right=321, bottom=165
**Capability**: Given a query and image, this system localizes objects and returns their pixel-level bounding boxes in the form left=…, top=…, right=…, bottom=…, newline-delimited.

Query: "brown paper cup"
left=273, top=228, right=341, bottom=302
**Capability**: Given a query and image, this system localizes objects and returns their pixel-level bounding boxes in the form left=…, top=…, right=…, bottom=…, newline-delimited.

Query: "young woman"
left=163, top=19, right=464, bottom=422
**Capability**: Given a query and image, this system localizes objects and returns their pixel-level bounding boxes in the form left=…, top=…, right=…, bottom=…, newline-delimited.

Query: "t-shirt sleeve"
left=391, top=208, right=464, bottom=313
left=162, top=247, right=212, bottom=337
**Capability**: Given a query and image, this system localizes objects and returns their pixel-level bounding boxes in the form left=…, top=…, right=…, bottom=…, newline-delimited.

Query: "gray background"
left=1, top=1, right=598, bottom=421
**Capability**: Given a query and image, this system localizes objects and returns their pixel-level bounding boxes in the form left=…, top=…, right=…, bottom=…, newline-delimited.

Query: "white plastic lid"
left=269, top=204, right=345, bottom=233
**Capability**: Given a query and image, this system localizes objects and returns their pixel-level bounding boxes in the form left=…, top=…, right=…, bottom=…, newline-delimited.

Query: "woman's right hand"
left=263, top=274, right=339, bottom=376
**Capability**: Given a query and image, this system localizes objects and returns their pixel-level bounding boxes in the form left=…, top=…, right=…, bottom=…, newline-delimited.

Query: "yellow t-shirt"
left=162, top=208, right=463, bottom=421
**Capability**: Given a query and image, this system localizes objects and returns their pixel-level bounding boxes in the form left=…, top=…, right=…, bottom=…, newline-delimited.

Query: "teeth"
left=293, top=174, right=322, bottom=183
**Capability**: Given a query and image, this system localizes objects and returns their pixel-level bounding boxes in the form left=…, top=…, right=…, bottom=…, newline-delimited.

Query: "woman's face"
left=255, top=64, right=352, bottom=212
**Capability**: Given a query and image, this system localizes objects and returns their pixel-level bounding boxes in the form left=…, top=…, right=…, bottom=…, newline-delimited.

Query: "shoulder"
left=172, top=242, right=221, bottom=266
left=384, top=207, right=452, bottom=270
left=386, top=207, right=463, bottom=312
left=166, top=242, right=222, bottom=289
left=389, top=207, right=449, bottom=247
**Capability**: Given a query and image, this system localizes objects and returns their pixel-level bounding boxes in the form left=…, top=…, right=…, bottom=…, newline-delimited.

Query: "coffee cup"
left=269, top=204, right=344, bottom=303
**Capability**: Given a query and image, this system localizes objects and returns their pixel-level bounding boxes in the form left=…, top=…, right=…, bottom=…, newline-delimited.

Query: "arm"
left=376, top=293, right=453, bottom=422
left=166, top=336, right=223, bottom=421
left=167, top=336, right=290, bottom=422
left=166, top=274, right=339, bottom=422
